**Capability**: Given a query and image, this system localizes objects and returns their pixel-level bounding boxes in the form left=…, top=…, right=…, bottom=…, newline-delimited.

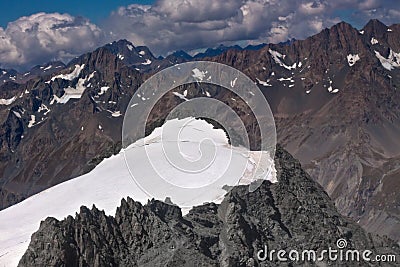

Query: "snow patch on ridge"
left=27, top=115, right=36, bottom=128
left=0, top=96, right=16, bottom=105
left=269, top=49, right=297, bottom=70
left=110, top=111, right=122, bottom=117
left=347, top=54, right=360, bottom=66
left=50, top=73, right=92, bottom=104
left=256, top=78, right=271, bottom=87
left=51, top=64, right=85, bottom=81
left=12, top=111, right=21, bottom=118
left=142, top=59, right=152, bottom=65
left=192, top=68, right=207, bottom=81
left=38, top=104, right=50, bottom=115
left=327, top=77, right=339, bottom=94
left=277, top=77, right=294, bottom=83
left=117, top=53, right=124, bottom=60
left=173, top=91, right=189, bottom=101
left=98, top=86, right=110, bottom=96
left=375, top=49, right=400, bottom=70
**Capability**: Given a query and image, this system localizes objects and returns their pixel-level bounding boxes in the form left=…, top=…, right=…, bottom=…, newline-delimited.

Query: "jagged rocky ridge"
left=18, top=147, right=399, bottom=266
left=0, top=19, right=399, bottom=241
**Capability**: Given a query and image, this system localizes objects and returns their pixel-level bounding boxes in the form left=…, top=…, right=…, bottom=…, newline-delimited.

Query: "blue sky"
left=0, top=0, right=155, bottom=27
left=0, top=0, right=399, bottom=70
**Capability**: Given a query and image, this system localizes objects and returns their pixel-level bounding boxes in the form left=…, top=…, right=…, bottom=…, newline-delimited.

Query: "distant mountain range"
left=0, top=43, right=263, bottom=85
left=0, top=18, right=399, bottom=245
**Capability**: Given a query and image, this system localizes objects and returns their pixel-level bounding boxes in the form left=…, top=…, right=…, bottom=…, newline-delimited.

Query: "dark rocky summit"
left=18, top=147, right=399, bottom=266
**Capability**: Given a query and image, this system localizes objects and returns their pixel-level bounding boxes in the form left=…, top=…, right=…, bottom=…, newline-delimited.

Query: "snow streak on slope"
left=0, top=118, right=276, bottom=267
left=0, top=96, right=16, bottom=105
left=269, top=49, right=297, bottom=70
left=51, top=64, right=85, bottom=81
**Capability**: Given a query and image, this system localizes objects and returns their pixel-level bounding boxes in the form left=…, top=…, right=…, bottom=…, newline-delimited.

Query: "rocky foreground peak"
left=18, top=147, right=399, bottom=266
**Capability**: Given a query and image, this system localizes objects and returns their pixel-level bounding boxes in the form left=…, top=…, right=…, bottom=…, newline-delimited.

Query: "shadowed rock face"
left=18, top=147, right=399, bottom=267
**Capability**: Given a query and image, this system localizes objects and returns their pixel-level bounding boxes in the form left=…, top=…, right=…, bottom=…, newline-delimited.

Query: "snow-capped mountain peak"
left=0, top=117, right=276, bottom=266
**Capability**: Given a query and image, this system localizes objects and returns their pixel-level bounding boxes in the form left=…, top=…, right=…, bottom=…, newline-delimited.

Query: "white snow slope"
left=0, top=118, right=276, bottom=266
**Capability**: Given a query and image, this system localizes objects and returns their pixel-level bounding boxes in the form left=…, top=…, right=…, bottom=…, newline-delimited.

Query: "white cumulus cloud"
left=0, top=12, right=103, bottom=69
